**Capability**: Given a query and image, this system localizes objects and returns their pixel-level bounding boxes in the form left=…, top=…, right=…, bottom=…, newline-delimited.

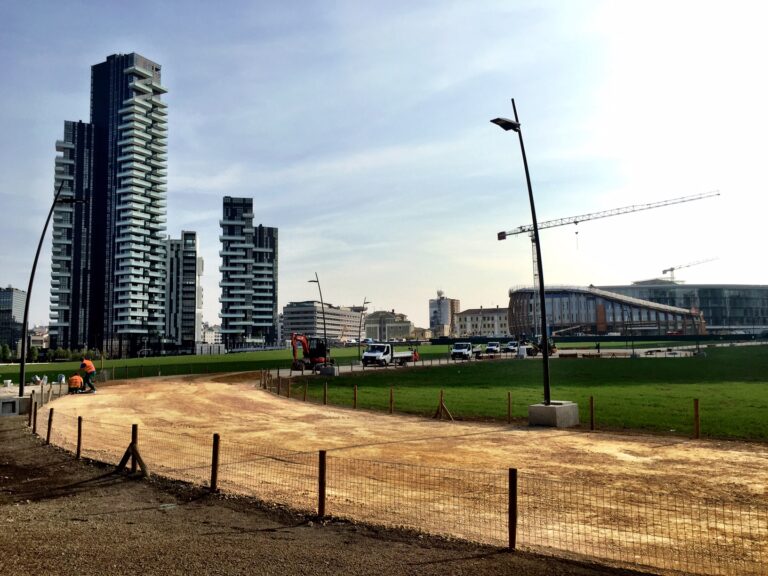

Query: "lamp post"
left=492, top=99, right=552, bottom=405
left=357, top=297, right=370, bottom=360
left=19, top=181, right=83, bottom=397
left=308, top=272, right=328, bottom=365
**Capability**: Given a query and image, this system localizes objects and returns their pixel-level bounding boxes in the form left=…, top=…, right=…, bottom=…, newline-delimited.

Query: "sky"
left=1, top=0, right=767, bottom=330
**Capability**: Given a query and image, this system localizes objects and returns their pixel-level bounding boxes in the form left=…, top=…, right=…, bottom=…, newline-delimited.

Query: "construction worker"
left=80, top=357, right=97, bottom=393
left=67, top=373, right=83, bottom=395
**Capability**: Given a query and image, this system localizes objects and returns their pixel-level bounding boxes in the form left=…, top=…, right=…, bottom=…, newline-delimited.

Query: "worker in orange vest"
left=68, top=373, right=84, bottom=395
left=80, top=358, right=97, bottom=393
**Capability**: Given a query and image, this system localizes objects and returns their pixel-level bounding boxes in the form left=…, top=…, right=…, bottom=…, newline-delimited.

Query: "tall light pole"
left=357, top=297, right=370, bottom=360
left=308, top=272, right=328, bottom=364
left=492, top=99, right=551, bottom=405
left=19, top=181, right=83, bottom=397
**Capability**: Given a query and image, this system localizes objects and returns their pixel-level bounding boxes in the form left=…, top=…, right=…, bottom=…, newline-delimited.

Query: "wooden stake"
left=46, top=408, right=53, bottom=444
left=303, top=382, right=308, bottom=402
left=32, top=401, right=38, bottom=434
left=509, top=468, right=518, bottom=550
left=389, top=387, right=394, bottom=414
left=693, top=398, right=700, bottom=439
left=318, top=450, right=327, bottom=518
left=76, top=416, right=82, bottom=459
left=130, top=424, right=138, bottom=475
left=590, top=396, right=595, bottom=431
left=287, top=379, right=291, bottom=399
left=210, top=433, right=220, bottom=492
left=507, top=391, right=512, bottom=424
left=323, top=382, right=328, bottom=405
left=353, top=384, right=358, bottom=409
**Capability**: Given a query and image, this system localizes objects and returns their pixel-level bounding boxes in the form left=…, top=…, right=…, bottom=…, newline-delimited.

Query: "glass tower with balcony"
left=49, top=121, right=94, bottom=350
left=219, top=197, right=278, bottom=349
left=48, top=53, right=169, bottom=357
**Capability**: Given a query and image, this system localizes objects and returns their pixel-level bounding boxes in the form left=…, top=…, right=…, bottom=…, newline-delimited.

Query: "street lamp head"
left=308, top=279, right=318, bottom=283
left=497, top=231, right=508, bottom=241
left=490, top=117, right=521, bottom=132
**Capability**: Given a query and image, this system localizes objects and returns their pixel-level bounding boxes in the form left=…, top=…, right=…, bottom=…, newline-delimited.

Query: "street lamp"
left=492, top=99, right=552, bottom=405
left=308, top=272, right=328, bottom=365
left=19, top=181, right=84, bottom=397
left=357, top=297, right=370, bottom=360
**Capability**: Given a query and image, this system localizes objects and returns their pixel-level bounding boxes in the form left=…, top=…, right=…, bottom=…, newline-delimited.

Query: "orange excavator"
left=290, top=333, right=331, bottom=371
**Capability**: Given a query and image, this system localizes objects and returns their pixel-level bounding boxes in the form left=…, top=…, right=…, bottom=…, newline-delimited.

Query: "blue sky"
left=1, top=0, right=766, bottom=329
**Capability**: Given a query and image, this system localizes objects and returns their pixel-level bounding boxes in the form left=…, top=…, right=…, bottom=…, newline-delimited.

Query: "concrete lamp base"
left=528, top=400, right=580, bottom=428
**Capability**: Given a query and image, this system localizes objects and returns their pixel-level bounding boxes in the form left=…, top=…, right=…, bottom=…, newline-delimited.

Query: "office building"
left=600, top=280, right=768, bottom=335
left=282, top=301, right=366, bottom=342
left=0, top=287, right=25, bottom=352
left=219, top=197, right=278, bottom=348
left=429, top=290, right=460, bottom=337
left=166, top=231, right=203, bottom=351
left=48, top=53, right=169, bottom=357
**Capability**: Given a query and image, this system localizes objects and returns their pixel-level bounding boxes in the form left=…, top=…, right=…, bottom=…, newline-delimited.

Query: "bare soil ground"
left=1, top=416, right=651, bottom=576
left=19, top=372, right=768, bottom=574
left=51, top=373, right=768, bottom=505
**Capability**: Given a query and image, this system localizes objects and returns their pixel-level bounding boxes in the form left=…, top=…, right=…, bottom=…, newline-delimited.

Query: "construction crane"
left=497, top=191, right=720, bottom=239
left=497, top=190, right=720, bottom=336
left=662, top=257, right=718, bottom=283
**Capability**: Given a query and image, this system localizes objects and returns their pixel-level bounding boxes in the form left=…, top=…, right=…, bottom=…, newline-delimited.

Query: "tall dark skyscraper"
left=49, top=53, right=168, bottom=357
left=219, top=197, right=278, bottom=348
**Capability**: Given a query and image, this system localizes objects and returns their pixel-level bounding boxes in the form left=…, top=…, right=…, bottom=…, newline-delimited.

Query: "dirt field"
left=42, top=373, right=768, bottom=575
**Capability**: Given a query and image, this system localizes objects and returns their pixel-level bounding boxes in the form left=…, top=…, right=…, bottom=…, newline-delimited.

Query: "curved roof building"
left=508, top=285, right=706, bottom=338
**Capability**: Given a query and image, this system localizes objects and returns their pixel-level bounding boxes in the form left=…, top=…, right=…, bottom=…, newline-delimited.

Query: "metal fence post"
left=46, top=407, right=54, bottom=444
left=509, top=468, right=518, bottom=550
left=76, top=416, right=82, bottom=459
left=131, top=424, right=138, bottom=474
left=210, top=433, right=220, bottom=492
left=318, top=450, right=327, bottom=518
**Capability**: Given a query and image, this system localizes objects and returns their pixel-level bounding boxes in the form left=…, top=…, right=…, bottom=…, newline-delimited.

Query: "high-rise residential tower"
left=49, top=121, right=95, bottom=350
left=166, top=231, right=203, bottom=351
left=429, top=290, right=460, bottom=337
left=219, top=197, right=278, bottom=349
left=48, top=53, right=169, bottom=357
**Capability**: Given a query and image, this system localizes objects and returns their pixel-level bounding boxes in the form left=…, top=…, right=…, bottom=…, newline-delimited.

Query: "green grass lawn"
left=291, top=345, right=768, bottom=441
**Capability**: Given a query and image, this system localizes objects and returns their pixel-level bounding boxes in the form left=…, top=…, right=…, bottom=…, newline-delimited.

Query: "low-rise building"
left=365, top=310, right=413, bottom=341
left=454, top=306, right=509, bottom=337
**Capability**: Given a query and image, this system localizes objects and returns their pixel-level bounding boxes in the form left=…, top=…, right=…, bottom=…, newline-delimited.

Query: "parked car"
left=502, top=341, right=519, bottom=353
left=485, top=342, right=501, bottom=354
left=450, top=342, right=474, bottom=361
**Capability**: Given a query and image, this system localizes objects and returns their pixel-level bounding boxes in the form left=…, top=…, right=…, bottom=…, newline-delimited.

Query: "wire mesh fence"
left=32, top=403, right=768, bottom=576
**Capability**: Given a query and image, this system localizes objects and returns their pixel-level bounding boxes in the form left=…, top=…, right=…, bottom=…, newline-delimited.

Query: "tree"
left=29, top=347, right=39, bottom=362
left=0, top=344, right=10, bottom=362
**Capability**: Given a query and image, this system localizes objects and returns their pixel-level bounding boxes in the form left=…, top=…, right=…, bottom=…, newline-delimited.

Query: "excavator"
left=290, top=333, right=332, bottom=371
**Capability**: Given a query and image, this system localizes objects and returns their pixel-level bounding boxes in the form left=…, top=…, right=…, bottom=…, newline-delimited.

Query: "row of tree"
left=0, top=345, right=101, bottom=363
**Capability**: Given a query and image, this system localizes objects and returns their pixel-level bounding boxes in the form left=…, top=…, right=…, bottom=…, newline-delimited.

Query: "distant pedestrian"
left=80, top=358, right=97, bottom=392
left=596, top=342, right=601, bottom=353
